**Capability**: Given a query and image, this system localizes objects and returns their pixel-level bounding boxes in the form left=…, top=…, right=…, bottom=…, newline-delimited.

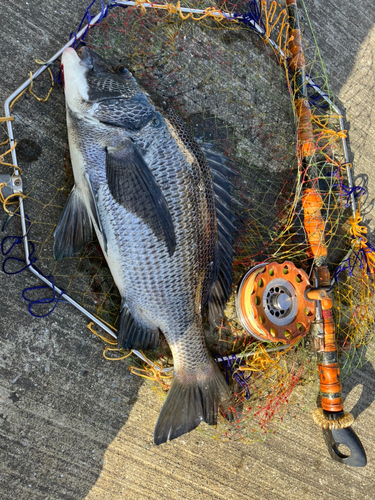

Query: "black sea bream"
left=55, top=47, right=237, bottom=444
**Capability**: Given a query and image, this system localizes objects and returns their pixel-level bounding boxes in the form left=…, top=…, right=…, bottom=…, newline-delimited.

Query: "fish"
left=55, top=47, right=238, bottom=444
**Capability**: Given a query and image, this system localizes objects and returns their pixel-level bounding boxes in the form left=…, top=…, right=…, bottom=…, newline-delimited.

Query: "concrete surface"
left=1, top=1, right=375, bottom=499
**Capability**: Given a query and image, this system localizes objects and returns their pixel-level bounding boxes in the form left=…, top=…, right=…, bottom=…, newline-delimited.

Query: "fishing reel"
left=236, top=261, right=315, bottom=344
left=236, top=260, right=367, bottom=467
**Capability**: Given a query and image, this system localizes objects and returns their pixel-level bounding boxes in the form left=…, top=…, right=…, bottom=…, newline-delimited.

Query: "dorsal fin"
left=200, top=144, right=240, bottom=327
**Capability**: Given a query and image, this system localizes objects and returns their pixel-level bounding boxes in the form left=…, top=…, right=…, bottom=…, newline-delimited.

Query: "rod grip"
left=317, top=266, right=343, bottom=413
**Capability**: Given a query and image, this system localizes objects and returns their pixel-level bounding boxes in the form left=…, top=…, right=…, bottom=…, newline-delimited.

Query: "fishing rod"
left=285, top=0, right=366, bottom=467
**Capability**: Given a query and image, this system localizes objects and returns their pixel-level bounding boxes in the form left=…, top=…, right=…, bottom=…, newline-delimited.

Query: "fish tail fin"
left=153, top=361, right=232, bottom=445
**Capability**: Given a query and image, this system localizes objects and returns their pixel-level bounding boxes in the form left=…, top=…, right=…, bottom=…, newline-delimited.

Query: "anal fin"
left=117, top=304, right=159, bottom=351
left=53, top=185, right=93, bottom=260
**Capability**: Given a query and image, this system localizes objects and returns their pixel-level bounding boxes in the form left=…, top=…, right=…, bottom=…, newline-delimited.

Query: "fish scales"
left=67, top=106, right=212, bottom=338
left=56, top=47, right=235, bottom=444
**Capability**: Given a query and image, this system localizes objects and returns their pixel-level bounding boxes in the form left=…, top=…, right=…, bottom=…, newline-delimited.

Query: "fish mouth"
left=62, top=46, right=115, bottom=73
left=63, top=46, right=80, bottom=60
left=61, top=47, right=91, bottom=104
left=61, top=47, right=82, bottom=74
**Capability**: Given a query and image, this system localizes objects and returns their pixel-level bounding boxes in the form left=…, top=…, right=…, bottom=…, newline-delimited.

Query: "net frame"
left=2, top=0, right=374, bottom=449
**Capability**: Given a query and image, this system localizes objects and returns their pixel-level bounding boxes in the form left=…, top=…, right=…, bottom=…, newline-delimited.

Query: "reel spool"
left=236, top=261, right=316, bottom=344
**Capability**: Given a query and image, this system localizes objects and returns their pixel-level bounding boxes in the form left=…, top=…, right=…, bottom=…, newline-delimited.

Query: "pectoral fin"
left=106, top=139, right=176, bottom=256
left=85, top=173, right=107, bottom=253
left=53, top=185, right=93, bottom=260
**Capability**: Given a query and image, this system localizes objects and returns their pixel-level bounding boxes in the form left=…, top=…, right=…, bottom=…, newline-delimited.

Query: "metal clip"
left=11, top=174, right=23, bottom=193
left=0, top=174, right=23, bottom=194
left=322, top=426, right=367, bottom=467
left=310, top=320, right=325, bottom=351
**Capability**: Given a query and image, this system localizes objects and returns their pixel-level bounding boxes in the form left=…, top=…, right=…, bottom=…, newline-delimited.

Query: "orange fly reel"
left=236, top=261, right=316, bottom=344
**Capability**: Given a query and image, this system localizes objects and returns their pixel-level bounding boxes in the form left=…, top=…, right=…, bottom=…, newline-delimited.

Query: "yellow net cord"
left=134, top=0, right=226, bottom=23
left=0, top=59, right=55, bottom=173
left=28, top=61, right=55, bottom=103
left=312, top=114, right=347, bottom=152
left=0, top=59, right=55, bottom=217
left=238, top=343, right=295, bottom=374
left=8, top=60, right=54, bottom=110
left=87, top=321, right=136, bottom=360
left=0, top=182, right=25, bottom=215
left=0, top=117, right=14, bottom=124
left=86, top=319, right=173, bottom=389
left=349, top=208, right=375, bottom=273
left=0, top=140, right=18, bottom=169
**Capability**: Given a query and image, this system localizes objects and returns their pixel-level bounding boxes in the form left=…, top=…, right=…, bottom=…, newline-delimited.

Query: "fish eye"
left=116, top=65, right=127, bottom=74
left=151, top=113, right=162, bottom=128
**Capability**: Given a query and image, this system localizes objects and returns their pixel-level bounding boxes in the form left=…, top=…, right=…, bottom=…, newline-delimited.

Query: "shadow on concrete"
left=341, top=345, right=375, bottom=420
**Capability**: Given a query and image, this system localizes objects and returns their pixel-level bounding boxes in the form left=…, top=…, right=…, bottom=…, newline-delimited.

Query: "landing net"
left=1, top=0, right=374, bottom=441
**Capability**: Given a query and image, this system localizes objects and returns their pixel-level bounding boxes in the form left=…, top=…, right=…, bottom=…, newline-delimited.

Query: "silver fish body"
left=55, top=47, right=236, bottom=444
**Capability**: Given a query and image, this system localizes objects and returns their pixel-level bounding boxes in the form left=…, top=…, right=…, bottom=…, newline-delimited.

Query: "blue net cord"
left=233, top=1, right=266, bottom=35
left=1, top=215, right=36, bottom=275
left=22, top=277, right=67, bottom=318
left=333, top=242, right=375, bottom=281
left=51, top=62, right=64, bottom=86
left=307, top=90, right=330, bottom=111
left=306, top=77, right=330, bottom=111
left=326, top=166, right=375, bottom=280
left=69, top=0, right=128, bottom=48
left=329, top=165, right=367, bottom=208
left=217, top=354, right=252, bottom=399
left=1, top=217, right=67, bottom=317
left=1, top=236, right=37, bottom=275
left=338, top=185, right=366, bottom=209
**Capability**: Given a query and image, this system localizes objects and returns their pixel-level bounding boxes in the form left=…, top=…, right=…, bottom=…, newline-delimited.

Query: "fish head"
left=78, top=46, right=133, bottom=78
left=61, top=47, right=155, bottom=129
